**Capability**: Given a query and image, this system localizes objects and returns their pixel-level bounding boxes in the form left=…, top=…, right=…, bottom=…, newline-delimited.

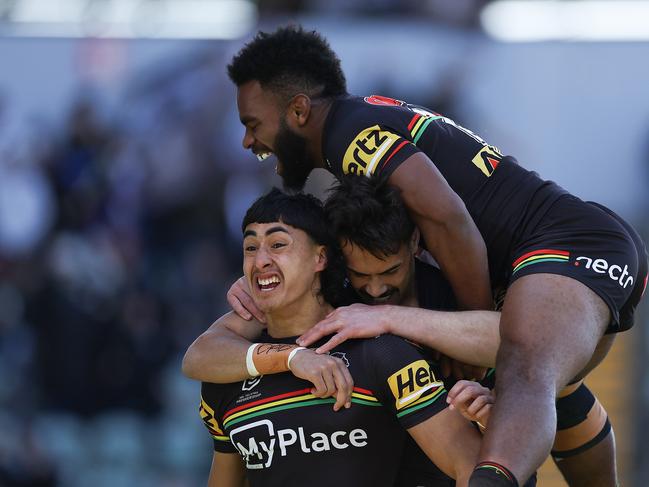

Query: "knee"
left=552, top=382, right=612, bottom=459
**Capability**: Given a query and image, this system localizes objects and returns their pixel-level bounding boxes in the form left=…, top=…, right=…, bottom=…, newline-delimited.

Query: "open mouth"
left=256, top=151, right=273, bottom=162
left=257, top=275, right=281, bottom=292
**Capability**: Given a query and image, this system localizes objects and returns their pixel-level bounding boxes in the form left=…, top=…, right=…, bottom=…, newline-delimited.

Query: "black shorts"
left=508, top=195, right=648, bottom=333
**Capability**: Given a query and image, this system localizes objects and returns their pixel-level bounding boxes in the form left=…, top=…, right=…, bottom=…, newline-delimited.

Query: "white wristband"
left=287, top=347, right=306, bottom=371
left=246, top=343, right=260, bottom=377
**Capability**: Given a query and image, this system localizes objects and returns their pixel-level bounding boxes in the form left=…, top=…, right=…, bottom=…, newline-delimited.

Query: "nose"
left=365, top=278, right=388, bottom=298
left=242, top=128, right=254, bottom=150
left=254, top=246, right=272, bottom=270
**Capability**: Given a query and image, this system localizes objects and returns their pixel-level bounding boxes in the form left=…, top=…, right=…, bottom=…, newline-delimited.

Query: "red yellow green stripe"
left=475, top=462, right=514, bottom=481
left=396, top=385, right=445, bottom=418
left=222, top=387, right=381, bottom=429
left=407, top=114, right=421, bottom=130
left=380, top=140, right=410, bottom=171
left=411, top=115, right=442, bottom=144
left=512, top=249, right=570, bottom=274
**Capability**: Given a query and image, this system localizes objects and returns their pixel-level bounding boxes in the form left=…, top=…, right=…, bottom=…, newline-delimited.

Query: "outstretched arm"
left=298, top=303, right=500, bottom=367
left=389, top=153, right=492, bottom=310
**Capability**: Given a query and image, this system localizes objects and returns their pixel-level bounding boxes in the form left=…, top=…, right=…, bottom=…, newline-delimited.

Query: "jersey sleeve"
left=334, top=124, right=420, bottom=178
left=200, top=382, right=237, bottom=453
left=363, top=334, right=448, bottom=430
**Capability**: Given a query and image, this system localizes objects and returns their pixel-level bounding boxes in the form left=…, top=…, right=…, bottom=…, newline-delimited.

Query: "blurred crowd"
left=0, top=57, right=278, bottom=485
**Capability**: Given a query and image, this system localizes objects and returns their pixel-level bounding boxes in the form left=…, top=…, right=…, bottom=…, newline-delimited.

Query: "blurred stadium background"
left=0, top=1, right=648, bottom=486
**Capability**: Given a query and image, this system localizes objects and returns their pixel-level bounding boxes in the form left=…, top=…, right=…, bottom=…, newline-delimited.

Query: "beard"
left=356, top=287, right=400, bottom=305
left=274, top=117, right=315, bottom=191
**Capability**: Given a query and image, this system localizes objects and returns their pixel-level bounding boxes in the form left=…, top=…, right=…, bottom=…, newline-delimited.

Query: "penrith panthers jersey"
left=200, top=332, right=448, bottom=487
left=322, top=95, right=568, bottom=287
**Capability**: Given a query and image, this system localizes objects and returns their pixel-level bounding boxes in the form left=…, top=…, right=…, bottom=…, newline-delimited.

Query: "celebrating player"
left=198, top=188, right=481, bottom=487
left=222, top=26, right=648, bottom=486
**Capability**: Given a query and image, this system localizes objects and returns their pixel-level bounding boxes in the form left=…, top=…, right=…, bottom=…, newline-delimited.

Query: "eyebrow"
left=243, top=226, right=290, bottom=238
left=240, top=115, right=258, bottom=125
left=347, top=262, right=401, bottom=276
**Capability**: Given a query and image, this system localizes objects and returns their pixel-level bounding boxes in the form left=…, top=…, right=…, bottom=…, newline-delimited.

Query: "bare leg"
left=477, top=274, right=611, bottom=484
left=554, top=429, right=617, bottom=487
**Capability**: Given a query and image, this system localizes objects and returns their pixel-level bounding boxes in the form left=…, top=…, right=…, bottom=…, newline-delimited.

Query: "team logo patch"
left=343, top=125, right=401, bottom=176
left=387, top=360, right=444, bottom=410
left=472, top=146, right=503, bottom=177
left=330, top=352, right=350, bottom=367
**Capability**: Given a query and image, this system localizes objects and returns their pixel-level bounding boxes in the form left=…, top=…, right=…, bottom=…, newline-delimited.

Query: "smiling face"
left=237, top=80, right=316, bottom=191
left=243, top=221, right=327, bottom=314
left=341, top=240, right=416, bottom=306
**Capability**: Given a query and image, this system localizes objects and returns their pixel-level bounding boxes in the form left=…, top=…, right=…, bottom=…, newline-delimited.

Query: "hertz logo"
left=343, top=125, right=400, bottom=176
left=387, top=360, right=443, bottom=410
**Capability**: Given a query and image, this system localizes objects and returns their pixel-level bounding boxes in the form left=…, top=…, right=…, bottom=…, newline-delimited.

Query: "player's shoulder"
left=357, top=333, right=426, bottom=358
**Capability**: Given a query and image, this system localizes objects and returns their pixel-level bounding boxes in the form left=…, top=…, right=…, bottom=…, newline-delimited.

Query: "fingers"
left=227, top=277, right=266, bottom=323
left=236, top=289, right=266, bottom=323
left=447, top=380, right=494, bottom=423
left=314, top=332, right=349, bottom=354
left=466, top=394, right=493, bottom=417
left=447, top=379, right=474, bottom=402
left=309, top=374, right=328, bottom=398
left=227, top=292, right=251, bottom=320
left=474, top=403, right=493, bottom=427
left=297, top=318, right=341, bottom=347
left=294, top=353, right=352, bottom=412
left=332, top=361, right=354, bottom=411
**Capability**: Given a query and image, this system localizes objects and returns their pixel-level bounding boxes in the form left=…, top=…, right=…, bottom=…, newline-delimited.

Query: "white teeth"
left=258, top=276, right=280, bottom=286
left=256, top=152, right=272, bottom=162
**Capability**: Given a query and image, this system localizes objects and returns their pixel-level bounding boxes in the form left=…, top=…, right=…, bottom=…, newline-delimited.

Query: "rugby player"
left=199, top=188, right=481, bottom=486
left=191, top=175, right=612, bottom=487
left=221, top=25, right=648, bottom=486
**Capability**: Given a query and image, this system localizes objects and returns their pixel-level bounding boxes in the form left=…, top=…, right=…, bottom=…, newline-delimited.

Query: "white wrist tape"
left=287, top=347, right=306, bottom=371
left=246, top=343, right=260, bottom=377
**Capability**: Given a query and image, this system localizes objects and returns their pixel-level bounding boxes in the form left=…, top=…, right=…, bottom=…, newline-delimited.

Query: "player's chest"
left=222, top=374, right=396, bottom=469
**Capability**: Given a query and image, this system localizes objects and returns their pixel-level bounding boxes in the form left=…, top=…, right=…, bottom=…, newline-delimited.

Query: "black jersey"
left=322, top=95, right=568, bottom=287
left=200, top=332, right=448, bottom=487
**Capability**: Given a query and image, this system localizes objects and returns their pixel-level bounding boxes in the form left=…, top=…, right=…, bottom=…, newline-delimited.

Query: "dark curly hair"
left=228, top=25, right=347, bottom=102
left=325, top=175, right=415, bottom=259
left=242, top=188, right=350, bottom=307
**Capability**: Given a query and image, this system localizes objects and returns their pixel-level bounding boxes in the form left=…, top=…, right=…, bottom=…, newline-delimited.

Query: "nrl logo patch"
left=242, top=376, right=262, bottom=391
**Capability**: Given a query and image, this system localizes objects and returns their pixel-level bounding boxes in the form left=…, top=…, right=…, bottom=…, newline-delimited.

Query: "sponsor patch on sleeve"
left=471, top=145, right=503, bottom=177
left=200, top=396, right=229, bottom=441
left=342, top=125, right=402, bottom=176
left=387, top=359, right=444, bottom=411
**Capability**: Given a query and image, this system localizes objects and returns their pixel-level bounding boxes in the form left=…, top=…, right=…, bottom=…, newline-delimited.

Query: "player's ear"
left=287, top=94, right=311, bottom=127
left=409, top=228, right=420, bottom=253
left=314, top=245, right=328, bottom=272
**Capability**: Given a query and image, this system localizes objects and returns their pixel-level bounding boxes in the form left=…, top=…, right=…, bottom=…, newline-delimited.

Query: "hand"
left=226, top=276, right=265, bottom=323
left=296, top=304, right=391, bottom=354
left=446, top=380, right=494, bottom=428
left=289, top=349, right=354, bottom=411
left=438, top=354, right=488, bottom=381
